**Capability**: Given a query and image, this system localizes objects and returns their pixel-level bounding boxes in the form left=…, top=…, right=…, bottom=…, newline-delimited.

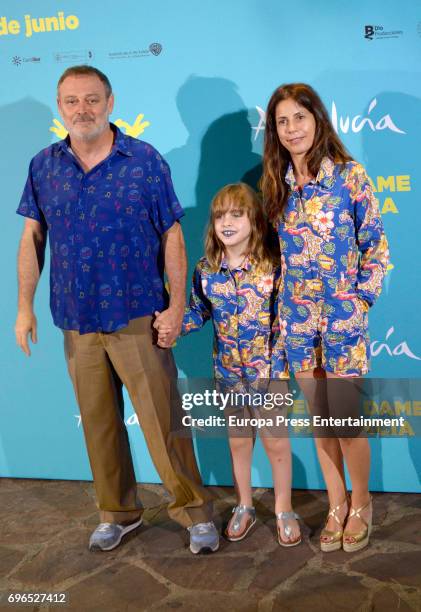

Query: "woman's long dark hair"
left=261, top=83, right=352, bottom=225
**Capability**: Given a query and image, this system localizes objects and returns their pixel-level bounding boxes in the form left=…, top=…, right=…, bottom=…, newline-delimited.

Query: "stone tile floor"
left=0, top=479, right=420, bottom=611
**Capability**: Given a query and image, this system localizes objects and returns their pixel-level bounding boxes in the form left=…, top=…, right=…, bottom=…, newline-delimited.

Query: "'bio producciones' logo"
left=364, top=24, right=403, bottom=40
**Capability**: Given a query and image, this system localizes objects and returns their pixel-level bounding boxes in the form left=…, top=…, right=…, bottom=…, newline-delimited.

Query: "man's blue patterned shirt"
left=17, top=124, right=184, bottom=334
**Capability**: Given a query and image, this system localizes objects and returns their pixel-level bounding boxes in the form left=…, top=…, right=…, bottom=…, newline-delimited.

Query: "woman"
left=261, top=83, right=389, bottom=552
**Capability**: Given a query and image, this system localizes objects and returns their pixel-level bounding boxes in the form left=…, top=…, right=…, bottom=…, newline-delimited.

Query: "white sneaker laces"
left=97, top=522, right=114, bottom=532
left=191, top=522, right=213, bottom=534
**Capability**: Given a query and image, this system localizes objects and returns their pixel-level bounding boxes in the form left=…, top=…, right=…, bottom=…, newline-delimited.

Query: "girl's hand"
left=156, top=321, right=173, bottom=347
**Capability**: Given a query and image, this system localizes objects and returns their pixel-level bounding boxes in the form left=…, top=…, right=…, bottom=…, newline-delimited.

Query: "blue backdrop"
left=1, top=0, right=420, bottom=492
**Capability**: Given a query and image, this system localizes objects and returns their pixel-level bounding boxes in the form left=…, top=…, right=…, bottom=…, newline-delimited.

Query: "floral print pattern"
left=275, top=158, right=390, bottom=375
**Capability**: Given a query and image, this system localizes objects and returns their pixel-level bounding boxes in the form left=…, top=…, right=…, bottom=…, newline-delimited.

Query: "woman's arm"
left=270, top=266, right=289, bottom=378
left=352, top=165, right=390, bottom=307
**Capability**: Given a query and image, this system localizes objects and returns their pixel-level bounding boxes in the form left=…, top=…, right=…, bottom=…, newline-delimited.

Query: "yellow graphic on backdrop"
left=114, top=114, right=151, bottom=137
left=49, top=119, right=68, bottom=140
left=370, top=174, right=411, bottom=215
left=49, top=114, right=151, bottom=140
left=290, top=399, right=416, bottom=437
left=0, top=12, right=79, bottom=37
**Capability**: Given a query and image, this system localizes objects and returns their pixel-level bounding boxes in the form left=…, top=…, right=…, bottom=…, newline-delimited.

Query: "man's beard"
left=67, top=117, right=109, bottom=142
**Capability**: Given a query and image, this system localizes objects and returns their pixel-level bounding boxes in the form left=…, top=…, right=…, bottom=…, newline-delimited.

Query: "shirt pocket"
left=328, top=295, right=368, bottom=336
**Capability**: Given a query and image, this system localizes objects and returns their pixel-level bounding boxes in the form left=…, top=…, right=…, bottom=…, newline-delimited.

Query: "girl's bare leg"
left=261, top=433, right=300, bottom=542
left=226, top=435, right=254, bottom=537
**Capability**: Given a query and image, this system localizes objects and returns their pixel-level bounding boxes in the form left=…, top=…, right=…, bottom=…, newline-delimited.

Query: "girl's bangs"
left=212, top=192, right=249, bottom=218
left=212, top=184, right=255, bottom=218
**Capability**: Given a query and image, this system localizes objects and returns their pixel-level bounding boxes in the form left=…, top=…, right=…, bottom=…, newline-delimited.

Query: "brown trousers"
left=64, top=316, right=213, bottom=526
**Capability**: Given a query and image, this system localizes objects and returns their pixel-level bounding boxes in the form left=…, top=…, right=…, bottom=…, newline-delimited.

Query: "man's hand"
left=16, top=218, right=46, bottom=357
left=15, top=309, right=38, bottom=356
left=157, top=221, right=187, bottom=348
left=153, top=306, right=184, bottom=348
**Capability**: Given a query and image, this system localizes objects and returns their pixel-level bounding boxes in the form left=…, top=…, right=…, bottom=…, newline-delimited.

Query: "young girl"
left=159, top=182, right=300, bottom=546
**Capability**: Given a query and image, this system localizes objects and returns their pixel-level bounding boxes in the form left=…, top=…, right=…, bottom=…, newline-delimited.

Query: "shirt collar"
left=57, top=123, right=133, bottom=157
left=285, top=163, right=296, bottom=187
left=285, top=156, right=335, bottom=189
left=112, top=124, right=133, bottom=156
left=316, top=157, right=336, bottom=188
left=219, top=254, right=254, bottom=273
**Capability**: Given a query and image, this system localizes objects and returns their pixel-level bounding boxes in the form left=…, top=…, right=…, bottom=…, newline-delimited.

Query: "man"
left=15, top=65, right=218, bottom=554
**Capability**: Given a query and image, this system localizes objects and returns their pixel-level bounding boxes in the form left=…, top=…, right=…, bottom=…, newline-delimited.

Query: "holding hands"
left=153, top=306, right=184, bottom=348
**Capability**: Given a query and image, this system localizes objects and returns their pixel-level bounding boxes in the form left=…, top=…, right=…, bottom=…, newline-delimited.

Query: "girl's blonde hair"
left=205, top=182, right=276, bottom=273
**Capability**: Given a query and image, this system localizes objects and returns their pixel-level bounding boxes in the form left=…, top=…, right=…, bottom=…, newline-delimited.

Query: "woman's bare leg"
left=296, top=369, right=348, bottom=535
left=325, top=372, right=371, bottom=541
